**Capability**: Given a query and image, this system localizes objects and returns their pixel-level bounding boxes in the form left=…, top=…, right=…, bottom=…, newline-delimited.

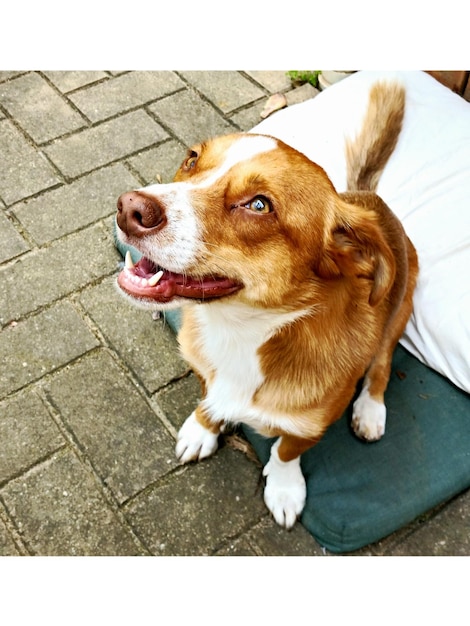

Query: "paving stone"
left=247, top=518, right=326, bottom=556
left=148, top=90, right=234, bottom=147
left=245, top=71, right=292, bottom=93
left=127, top=139, right=185, bottom=184
left=45, top=349, right=178, bottom=504
left=214, top=516, right=327, bottom=556
left=230, top=103, right=267, bottom=132
left=0, top=515, right=21, bottom=555
left=179, top=71, right=265, bottom=114
left=68, top=71, right=184, bottom=122
left=0, top=449, right=143, bottom=555
left=0, top=211, right=30, bottom=262
left=155, top=373, right=201, bottom=431
left=12, top=163, right=140, bottom=245
left=0, top=301, right=99, bottom=398
left=285, top=83, right=319, bottom=106
left=0, top=72, right=85, bottom=143
left=44, top=110, right=168, bottom=178
left=0, top=389, right=64, bottom=483
left=214, top=536, right=259, bottom=556
left=43, top=71, right=109, bottom=93
left=125, top=446, right=266, bottom=555
left=387, top=490, right=470, bottom=556
left=0, top=71, right=24, bottom=82
left=0, top=222, right=120, bottom=325
left=79, top=277, right=188, bottom=393
left=232, top=85, right=319, bottom=134
left=0, top=119, right=60, bottom=205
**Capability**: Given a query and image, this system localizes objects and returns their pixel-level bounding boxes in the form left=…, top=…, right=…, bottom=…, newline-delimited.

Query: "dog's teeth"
left=148, top=270, right=164, bottom=287
left=125, top=251, right=135, bottom=269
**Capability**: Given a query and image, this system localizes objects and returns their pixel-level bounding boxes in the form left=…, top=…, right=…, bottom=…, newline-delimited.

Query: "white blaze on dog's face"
left=116, top=133, right=337, bottom=311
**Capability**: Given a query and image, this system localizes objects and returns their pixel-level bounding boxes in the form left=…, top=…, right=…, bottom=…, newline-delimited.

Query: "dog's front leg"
left=263, top=434, right=317, bottom=529
left=175, top=405, right=221, bottom=464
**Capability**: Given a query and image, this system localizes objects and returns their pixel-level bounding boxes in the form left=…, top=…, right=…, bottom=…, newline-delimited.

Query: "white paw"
left=175, top=412, right=219, bottom=464
left=352, top=387, right=386, bottom=441
left=262, top=440, right=307, bottom=529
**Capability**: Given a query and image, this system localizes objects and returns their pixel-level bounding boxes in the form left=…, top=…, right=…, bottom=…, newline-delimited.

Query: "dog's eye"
left=183, top=151, right=198, bottom=171
left=246, top=196, right=272, bottom=214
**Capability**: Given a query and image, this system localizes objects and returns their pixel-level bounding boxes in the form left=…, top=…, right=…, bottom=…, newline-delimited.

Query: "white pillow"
left=252, top=71, right=470, bottom=393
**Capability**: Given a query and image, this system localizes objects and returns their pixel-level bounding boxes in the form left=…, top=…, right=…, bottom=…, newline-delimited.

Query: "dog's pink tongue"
left=117, top=266, right=176, bottom=301
left=173, top=274, right=240, bottom=298
left=117, top=256, right=241, bottom=302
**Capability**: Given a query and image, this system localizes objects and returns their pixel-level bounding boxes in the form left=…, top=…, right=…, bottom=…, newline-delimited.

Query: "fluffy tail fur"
left=345, top=81, right=405, bottom=192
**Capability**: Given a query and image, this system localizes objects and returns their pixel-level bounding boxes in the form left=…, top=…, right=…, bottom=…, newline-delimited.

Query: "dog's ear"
left=316, top=209, right=396, bottom=306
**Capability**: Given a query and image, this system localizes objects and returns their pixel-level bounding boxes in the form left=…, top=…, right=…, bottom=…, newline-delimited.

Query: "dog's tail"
left=345, top=81, right=405, bottom=193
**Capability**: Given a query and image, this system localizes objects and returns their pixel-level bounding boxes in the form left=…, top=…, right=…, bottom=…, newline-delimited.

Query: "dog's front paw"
left=352, top=387, right=386, bottom=441
left=262, top=441, right=306, bottom=530
left=175, top=412, right=219, bottom=464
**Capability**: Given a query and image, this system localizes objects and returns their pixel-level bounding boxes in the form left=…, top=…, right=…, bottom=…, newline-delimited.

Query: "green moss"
left=287, top=71, right=321, bottom=88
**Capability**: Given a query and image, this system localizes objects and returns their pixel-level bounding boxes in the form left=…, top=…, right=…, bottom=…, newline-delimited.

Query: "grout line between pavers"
left=0, top=343, right=100, bottom=405
left=1, top=72, right=150, bottom=151
left=32, top=89, right=188, bottom=150
left=0, top=71, right=28, bottom=85
left=37, top=70, right=95, bottom=126
left=210, top=515, right=271, bottom=557
left=238, top=71, right=275, bottom=95
left=173, top=70, right=297, bottom=122
left=0, top=443, right=151, bottom=556
left=122, top=158, right=149, bottom=188
left=69, top=293, right=116, bottom=344
left=0, top=258, right=121, bottom=333
left=141, top=101, right=196, bottom=148
left=164, top=75, right=244, bottom=130
left=69, top=271, right=191, bottom=410
left=37, top=387, right=153, bottom=555
left=67, top=262, right=193, bottom=439
left=119, top=462, right=192, bottom=512
left=3, top=152, right=158, bottom=212
left=49, top=72, right=115, bottom=97
left=69, top=293, right=184, bottom=416
left=11, top=209, right=119, bottom=250
left=146, top=393, right=180, bottom=441
left=2, top=209, right=37, bottom=250
left=0, top=439, right=68, bottom=493
left=0, top=495, right=32, bottom=555
left=0, top=447, right=77, bottom=555
left=65, top=292, right=185, bottom=444
left=102, top=341, right=182, bottom=441
left=1, top=178, right=65, bottom=210
left=44, top=141, right=178, bottom=186
left=0, top=103, right=69, bottom=184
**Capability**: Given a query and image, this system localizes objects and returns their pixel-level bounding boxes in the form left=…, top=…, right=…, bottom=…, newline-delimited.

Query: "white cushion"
left=252, top=71, right=470, bottom=393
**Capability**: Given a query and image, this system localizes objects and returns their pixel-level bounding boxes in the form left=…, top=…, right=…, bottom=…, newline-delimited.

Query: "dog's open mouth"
left=118, top=252, right=242, bottom=302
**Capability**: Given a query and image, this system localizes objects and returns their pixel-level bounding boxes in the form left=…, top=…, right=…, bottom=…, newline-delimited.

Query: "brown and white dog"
left=115, top=81, right=418, bottom=529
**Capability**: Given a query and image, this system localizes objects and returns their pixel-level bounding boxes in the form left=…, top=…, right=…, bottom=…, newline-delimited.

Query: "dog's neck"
left=192, top=300, right=311, bottom=346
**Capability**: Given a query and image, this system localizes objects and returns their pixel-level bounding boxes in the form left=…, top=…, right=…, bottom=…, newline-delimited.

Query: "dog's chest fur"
left=182, top=302, right=309, bottom=432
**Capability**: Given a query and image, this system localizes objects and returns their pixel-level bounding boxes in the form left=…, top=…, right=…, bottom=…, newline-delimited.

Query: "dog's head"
left=116, top=133, right=395, bottom=311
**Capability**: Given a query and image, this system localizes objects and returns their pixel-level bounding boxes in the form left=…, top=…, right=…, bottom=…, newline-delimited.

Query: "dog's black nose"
left=116, top=191, right=166, bottom=237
